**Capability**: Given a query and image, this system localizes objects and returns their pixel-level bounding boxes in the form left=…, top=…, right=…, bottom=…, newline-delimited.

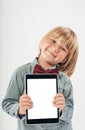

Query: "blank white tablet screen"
left=27, top=78, right=58, bottom=119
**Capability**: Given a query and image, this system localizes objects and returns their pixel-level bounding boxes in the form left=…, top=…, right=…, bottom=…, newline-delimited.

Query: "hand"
left=18, top=94, right=33, bottom=115
left=52, top=93, right=65, bottom=111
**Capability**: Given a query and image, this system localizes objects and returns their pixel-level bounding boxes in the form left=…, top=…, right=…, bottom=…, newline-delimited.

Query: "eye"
left=50, top=38, right=56, bottom=44
left=61, top=47, right=67, bottom=52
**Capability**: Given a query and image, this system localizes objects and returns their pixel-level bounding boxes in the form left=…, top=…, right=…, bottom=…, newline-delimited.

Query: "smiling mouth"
left=47, top=49, right=56, bottom=57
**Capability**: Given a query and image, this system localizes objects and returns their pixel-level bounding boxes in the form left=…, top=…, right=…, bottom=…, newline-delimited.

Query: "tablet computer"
left=26, top=74, right=59, bottom=124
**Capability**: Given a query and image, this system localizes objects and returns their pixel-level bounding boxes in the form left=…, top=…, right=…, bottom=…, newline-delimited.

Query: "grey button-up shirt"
left=2, top=58, right=73, bottom=130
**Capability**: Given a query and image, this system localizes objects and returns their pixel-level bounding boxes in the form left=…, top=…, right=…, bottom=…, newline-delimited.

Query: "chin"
left=46, top=61, right=56, bottom=66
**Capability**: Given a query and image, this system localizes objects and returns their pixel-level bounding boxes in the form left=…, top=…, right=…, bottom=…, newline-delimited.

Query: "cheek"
left=41, top=42, right=50, bottom=52
left=59, top=52, right=67, bottom=60
left=41, top=45, right=46, bottom=53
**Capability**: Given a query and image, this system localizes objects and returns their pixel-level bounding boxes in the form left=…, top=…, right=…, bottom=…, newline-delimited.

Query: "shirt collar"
left=31, top=57, right=56, bottom=72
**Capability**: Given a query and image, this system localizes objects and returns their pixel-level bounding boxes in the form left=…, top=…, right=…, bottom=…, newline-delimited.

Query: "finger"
left=22, top=105, right=33, bottom=110
left=20, top=94, right=32, bottom=100
left=53, top=100, right=64, bottom=105
left=54, top=93, right=64, bottom=99
left=20, top=95, right=33, bottom=104
left=20, top=101, right=33, bottom=109
left=20, top=98, right=33, bottom=104
left=53, top=103, right=63, bottom=107
left=20, top=102, right=33, bottom=107
left=53, top=103, right=64, bottom=111
left=19, top=102, right=33, bottom=111
left=53, top=97, right=65, bottom=104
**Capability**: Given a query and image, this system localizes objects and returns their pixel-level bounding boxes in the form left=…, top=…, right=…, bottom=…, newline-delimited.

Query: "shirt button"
left=13, top=113, right=15, bottom=115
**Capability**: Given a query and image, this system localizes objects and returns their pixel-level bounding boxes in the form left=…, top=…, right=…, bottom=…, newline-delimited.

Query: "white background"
left=0, top=0, right=85, bottom=130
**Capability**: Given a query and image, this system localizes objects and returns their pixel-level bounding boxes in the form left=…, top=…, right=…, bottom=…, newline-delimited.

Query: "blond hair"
left=38, top=26, right=79, bottom=77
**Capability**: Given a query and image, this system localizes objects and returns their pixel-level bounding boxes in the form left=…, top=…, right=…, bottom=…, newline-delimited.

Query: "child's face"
left=39, top=37, right=68, bottom=67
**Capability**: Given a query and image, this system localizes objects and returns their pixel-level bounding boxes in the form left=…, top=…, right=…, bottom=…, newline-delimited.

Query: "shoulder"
left=58, top=71, right=70, bottom=82
left=57, top=71, right=73, bottom=93
left=11, top=62, right=32, bottom=79
left=16, top=62, right=31, bottom=73
left=14, top=57, right=37, bottom=75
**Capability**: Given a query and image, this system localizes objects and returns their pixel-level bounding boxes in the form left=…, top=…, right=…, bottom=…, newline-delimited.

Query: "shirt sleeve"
left=1, top=67, right=25, bottom=120
left=58, top=72, right=74, bottom=123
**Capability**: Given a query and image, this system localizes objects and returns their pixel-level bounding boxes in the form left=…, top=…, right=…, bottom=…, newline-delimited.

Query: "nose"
left=52, top=45, right=60, bottom=53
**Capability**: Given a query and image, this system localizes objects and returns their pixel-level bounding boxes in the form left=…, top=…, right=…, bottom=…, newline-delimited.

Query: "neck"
left=38, top=57, right=54, bottom=69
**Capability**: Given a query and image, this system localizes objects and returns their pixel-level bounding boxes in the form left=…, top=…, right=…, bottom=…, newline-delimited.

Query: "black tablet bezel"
left=26, top=74, right=59, bottom=124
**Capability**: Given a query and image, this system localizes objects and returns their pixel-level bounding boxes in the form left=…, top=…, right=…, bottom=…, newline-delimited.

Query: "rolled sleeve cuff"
left=8, top=103, right=25, bottom=120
